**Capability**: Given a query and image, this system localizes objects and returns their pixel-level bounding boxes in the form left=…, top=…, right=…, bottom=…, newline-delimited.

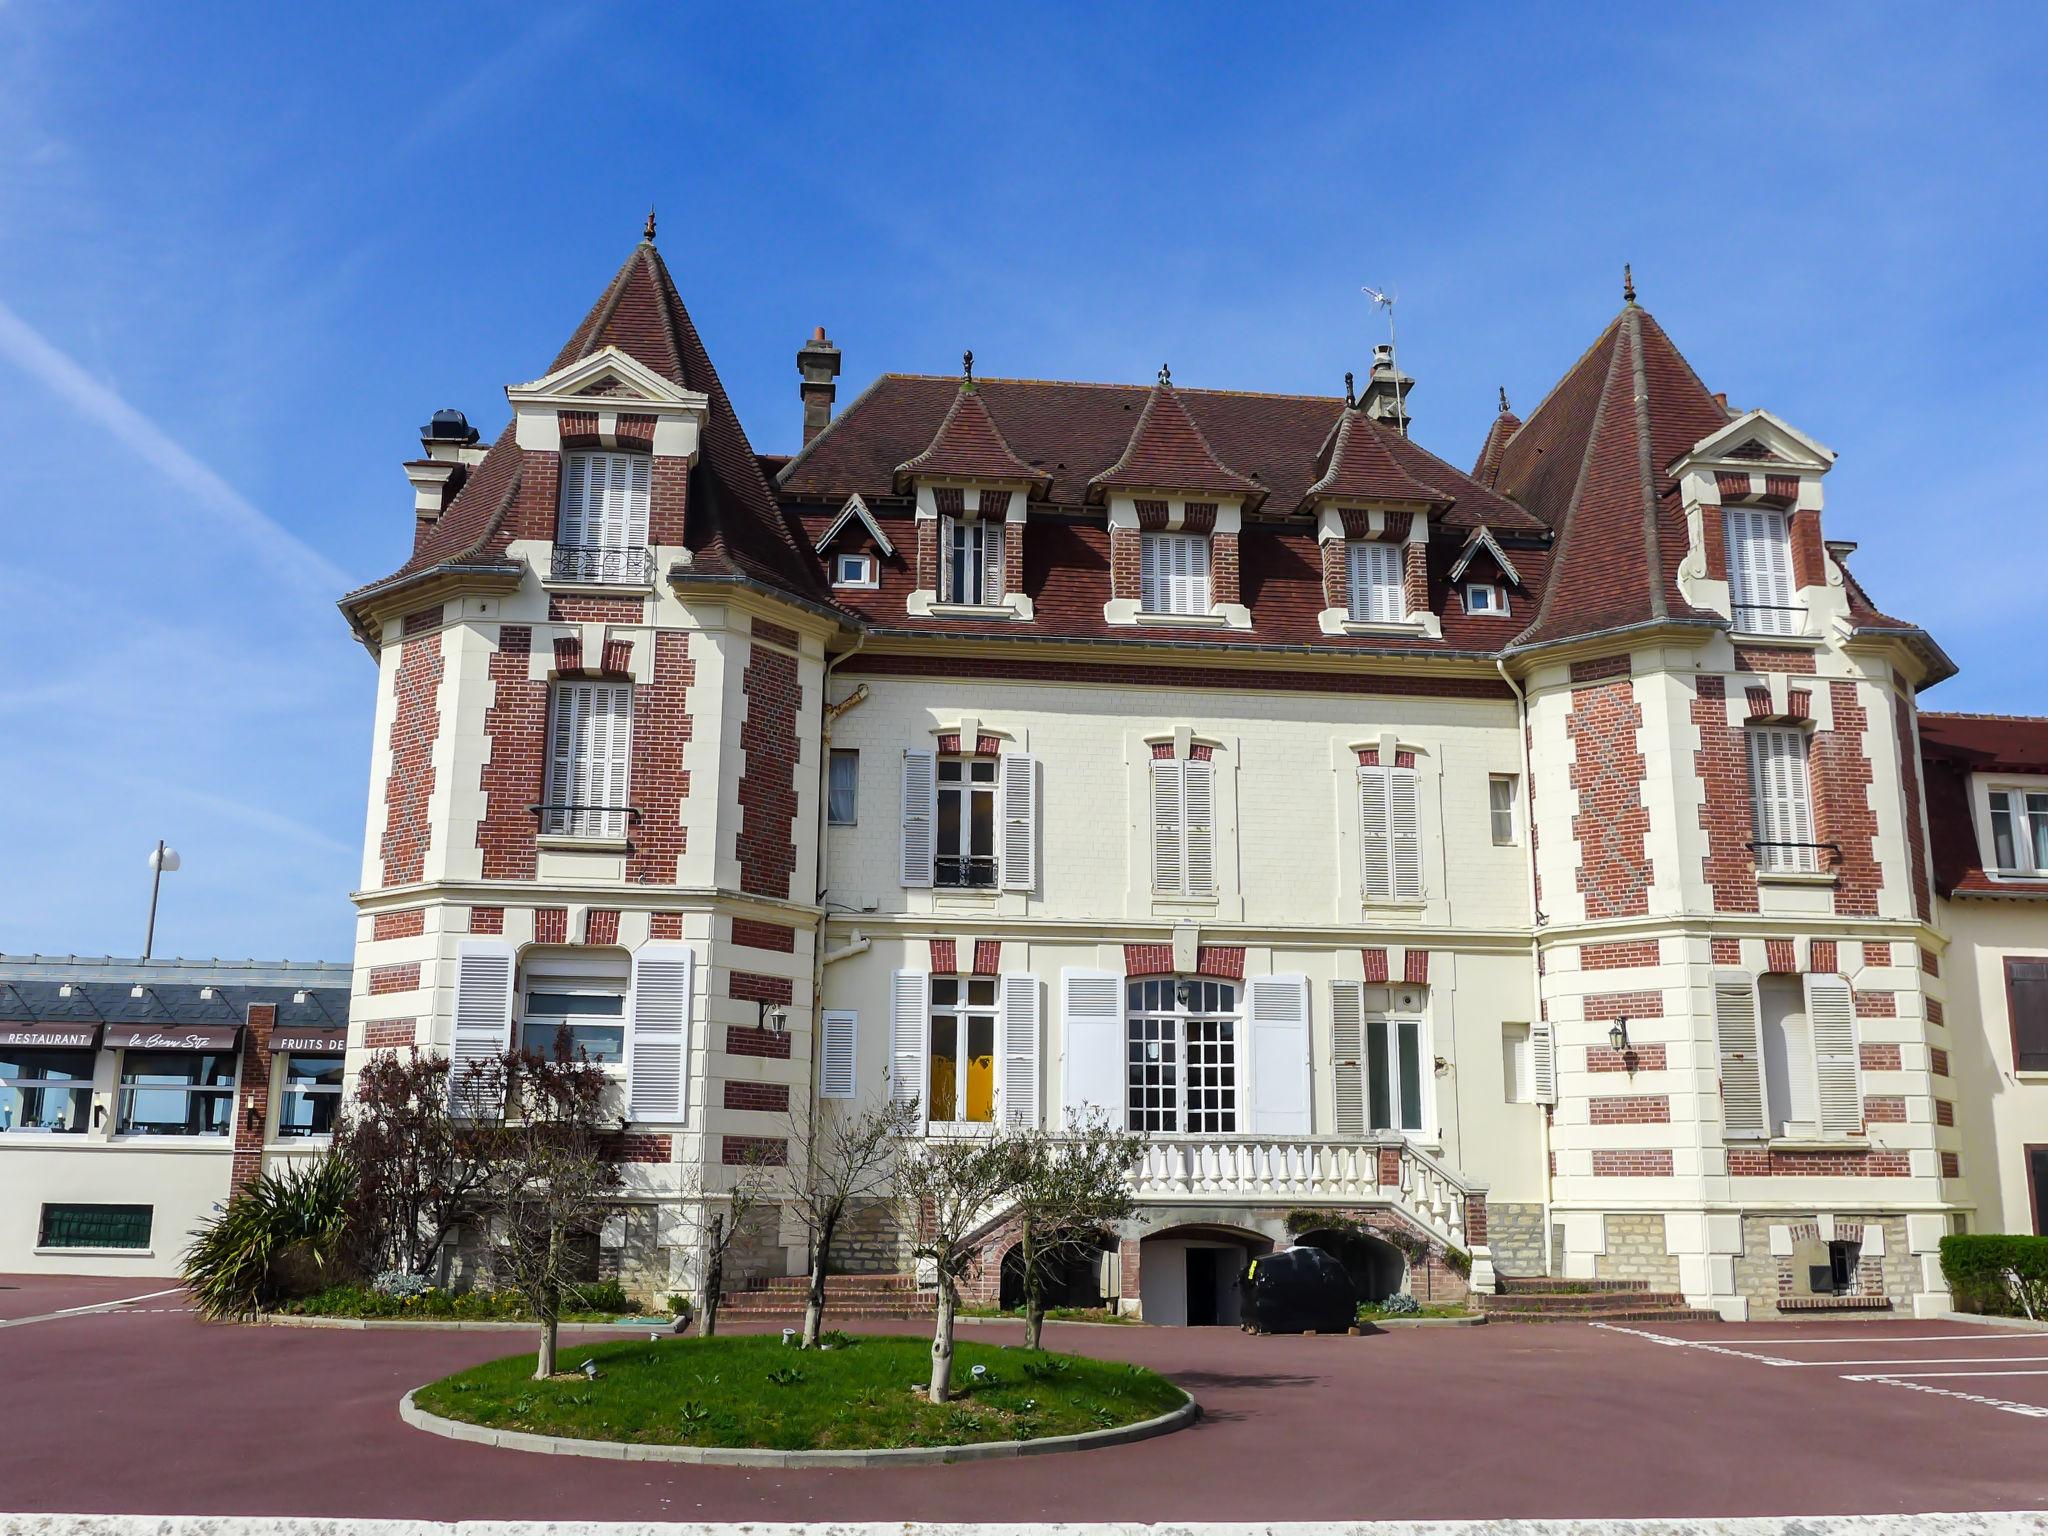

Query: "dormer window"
left=831, top=552, right=877, bottom=589
left=1988, top=788, right=2048, bottom=875
left=555, top=450, right=651, bottom=585
left=942, top=516, right=1003, bottom=606
left=1464, top=582, right=1506, bottom=616
left=1347, top=541, right=1405, bottom=623
left=1141, top=531, right=1210, bottom=616
left=1726, top=507, right=1800, bottom=635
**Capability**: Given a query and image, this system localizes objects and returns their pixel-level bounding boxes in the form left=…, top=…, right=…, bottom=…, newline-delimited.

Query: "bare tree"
left=1008, top=1114, right=1145, bottom=1350
left=671, top=1153, right=774, bottom=1338
left=894, top=1134, right=1026, bottom=1403
left=784, top=1097, right=917, bottom=1347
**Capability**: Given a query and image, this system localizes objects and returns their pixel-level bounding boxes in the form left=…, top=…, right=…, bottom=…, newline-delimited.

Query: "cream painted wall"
left=1943, top=899, right=2048, bottom=1234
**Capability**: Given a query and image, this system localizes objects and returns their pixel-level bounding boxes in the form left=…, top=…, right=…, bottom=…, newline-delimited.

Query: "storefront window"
left=117, top=1051, right=235, bottom=1136
left=277, top=1054, right=343, bottom=1139
left=0, top=1048, right=94, bottom=1134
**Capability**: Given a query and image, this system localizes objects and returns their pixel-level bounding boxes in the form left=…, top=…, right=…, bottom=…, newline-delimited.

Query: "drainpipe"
left=1498, top=656, right=1554, bottom=1278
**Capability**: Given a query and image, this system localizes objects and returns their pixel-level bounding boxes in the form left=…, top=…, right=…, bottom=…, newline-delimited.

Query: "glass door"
left=1366, top=1016, right=1426, bottom=1133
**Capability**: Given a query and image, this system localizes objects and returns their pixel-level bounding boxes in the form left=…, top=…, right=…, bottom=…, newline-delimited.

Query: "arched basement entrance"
left=999, top=1231, right=1115, bottom=1312
left=1137, top=1224, right=1273, bottom=1326
left=1293, top=1226, right=1406, bottom=1303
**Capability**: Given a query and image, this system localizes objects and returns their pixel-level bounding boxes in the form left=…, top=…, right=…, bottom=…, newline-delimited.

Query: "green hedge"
left=281, top=1279, right=644, bottom=1321
left=1939, top=1234, right=2048, bottom=1317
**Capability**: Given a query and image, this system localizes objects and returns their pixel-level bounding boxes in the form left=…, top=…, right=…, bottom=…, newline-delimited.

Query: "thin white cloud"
left=0, top=296, right=353, bottom=595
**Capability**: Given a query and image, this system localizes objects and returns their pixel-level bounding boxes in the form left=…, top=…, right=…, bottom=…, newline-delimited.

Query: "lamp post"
left=143, top=841, right=181, bottom=961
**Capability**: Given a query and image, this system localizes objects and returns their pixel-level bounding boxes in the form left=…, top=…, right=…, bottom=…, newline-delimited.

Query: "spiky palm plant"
left=183, top=1154, right=358, bottom=1319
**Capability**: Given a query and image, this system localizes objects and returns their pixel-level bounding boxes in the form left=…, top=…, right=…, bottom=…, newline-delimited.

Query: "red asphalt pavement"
left=2, top=1277, right=2045, bottom=1523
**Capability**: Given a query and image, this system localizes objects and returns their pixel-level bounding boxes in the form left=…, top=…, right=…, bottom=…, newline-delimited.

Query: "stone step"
left=1492, top=1276, right=1655, bottom=1295
left=744, top=1273, right=920, bottom=1293
left=715, top=1301, right=935, bottom=1320
left=1479, top=1288, right=1688, bottom=1312
left=1485, top=1307, right=1726, bottom=1324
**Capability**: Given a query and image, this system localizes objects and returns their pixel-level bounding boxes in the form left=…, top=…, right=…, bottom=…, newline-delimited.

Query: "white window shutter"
left=1182, top=757, right=1215, bottom=894
left=981, top=517, right=1004, bottom=602
left=1249, top=974, right=1312, bottom=1135
left=1805, top=973, right=1862, bottom=1138
left=1359, top=765, right=1391, bottom=898
left=1330, top=979, right=1366, bottom=1136
left=900, top=749, right=936, bottom=887
left=559, top=453, right=590, bottom=545
left=888, top=970, right=929, bottom=1118
left=1389, top=767, right=1423, bottom=900
left=544, top=683, right=578, bottom=826
left=819, top=1010, right=857, bottom=1099
left=598, top=682, right=633, bottom=838
left=938, top=515, right=956, bottom=602
left=626, top=943, right=692, bottom=1122
left=626, top=452, right=651, bottom=547
left=450, top=941, right=516, bottom=1116
left=1714, top=978, right=1768, bottom=1140
left=1000, top=752, right=1037, bottom=892
left=1189, top=534, right=1211, bottom=613
left=1529, top=1020, right=1557, bottom=1105
left=1151, top=758, right=1184, bottom=893
left=1060, top=967, right=1124, bottom=1124
left=1000, top=973, right=1041, bottom=1130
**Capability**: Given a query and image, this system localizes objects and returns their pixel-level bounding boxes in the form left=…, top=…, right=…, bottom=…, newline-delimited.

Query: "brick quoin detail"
left=1765, top=938, right=1798, bottom=974
left=1790, top=509, right=1827, bottom=591
left=723, top=1134, right=788, bottom=1167
left=477, top=627, right=545, bottom=879
left=1862, top=941, right=1894, bottom=967
left=379, top=609, right=444, bottom=887
left=627, top=631, right=693, bottom=884
left=1378, top=1146, right=1402, bottom=1185
left=1198, top=945, right=1246, bottom=979
left=364, top=1019, right=417, bottom=1049
left=732, top=917, right=797, bottom=953
left=736, top=641, right=801, bottom=900
left=229, top=1003, right=278, bottom=1193
left=1809, top=939, right=1838, bottom=974
left=368, top=963, right=420, bottom=995
left=1403, top=949, right=1430, bottom=985
left=1588, top=1095, right=1671, bottom=1125
left=607, top=1134, right=673, bottom=1164
left=373, top=908, right=425, bottom=941
left=1892, top=692, right=1933, bottom=922
left=1125, top=944, right=1173, bottom=976
left=468, top=906, right=505, bottom=935
left=1727, top=1148, right=1910, bottom=1177
left=1361, top=948, right=1389, bottom=983
left=973, top=939, right=1002, bottom=974
left=1860, top=1043, right=1903, bottom=1071
left=584, top=910, right=620, bottom=946
left=1580, top=940, right=1660, bottom=970
left=1003, top=520, right=1023, bottom=599
left=1936, top=1098, right=1955, bottom=1127
left=1942, top=1151, right=1962, bottom=1179
left=1591, top=1149, right=1673, bottom=1176
left=1692, top=677, right=1759, bottom=913
left=1854, top=991, right=1896, bottom=1018
left=1321, top=538, right=1347, bottom=610
left=504, top=445, right=562, bottom=542
left=730, top=970, right=794, bottom=1005
left=842, top=650, right=1512, bottom=702
left=930, top=938, right=959, bottom=973
left=725, top=1026, right=792, bottom=1060
left=649, top=455, right=687, bottom=546
left=549, top=595, right=643, bottom=624
left=1922, top=947, right=1941, bottom=978
left=917, top=518, right=940, bottom=591
left=533, top=908, right=568, bottom=945
left=1588, top=1043, right=1666, bottom=1072
left=1814, top=681, right=1880, bottom=917
left=723, top=1080, right=791, bottom=1113
left=1863, top=1096, right=1907, bottom=1123
left=1733, top=645, right=1817, bottom=675
left=1212, top=530, right=1241, bottom=607
left=649, top=914, right=683, bottom=940
left=753, top=619, right=800, bottom=651
left=1931, top=1046, right=1950, bottom=1076
left=1402, top=541, right=1428, bottom=618
left=1711, top=937, right=1741, bottom=965
left=1583, top=991, right=1662, bottom=1021
left=1568, top=665, right=1652, bottom=920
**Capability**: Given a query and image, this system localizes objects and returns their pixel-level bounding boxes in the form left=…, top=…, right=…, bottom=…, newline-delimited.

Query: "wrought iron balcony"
left=1747, top=839, right=1842, bottom=874
left=550, top=544, right=655, bottom=586
left=1732, top=602, right=1810, bottom=637
left=532, top=803, right=641, bottom=840
left=935, top=854, right=998, bottom=889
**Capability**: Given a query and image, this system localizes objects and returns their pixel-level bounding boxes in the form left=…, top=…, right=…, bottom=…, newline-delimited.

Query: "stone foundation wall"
left=1733, top=1213, right=1915, bottom=1315
left=825, top=1198, right=911, bottom=1274
left=1486, top=1202, right=1548, bottom=1277
left=1592, top=1212, right=1679, bottom=1288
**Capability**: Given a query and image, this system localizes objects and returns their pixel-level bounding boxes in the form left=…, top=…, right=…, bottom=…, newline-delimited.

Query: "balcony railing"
left=935, top=854, right=998, bottom=890
left=1748, top=839, right=1841, bottom=875
left=1732, top=602, right=1809, bottom=637
left=550, top=544, right=655, bottom=586
left=532, top=803, right=640, bottom=840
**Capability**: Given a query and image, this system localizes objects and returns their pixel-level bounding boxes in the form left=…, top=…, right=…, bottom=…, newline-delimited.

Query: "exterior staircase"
left=1479, top=1276, right=1723, bottom=1323
left=717, top=1272, right=934, bottom=1322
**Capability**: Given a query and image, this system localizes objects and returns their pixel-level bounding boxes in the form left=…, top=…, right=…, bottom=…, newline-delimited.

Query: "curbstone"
left=250, top=1315, right=662, bottom=1335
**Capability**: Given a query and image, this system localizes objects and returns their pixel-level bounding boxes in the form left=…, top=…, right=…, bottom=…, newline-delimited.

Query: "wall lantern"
left=757, top=1001, right=787, bottom=1035
left=1608, top=1017, right=1631, bottom=1054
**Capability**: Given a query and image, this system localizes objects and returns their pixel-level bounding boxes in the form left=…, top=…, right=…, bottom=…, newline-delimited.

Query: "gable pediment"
left=508, top=345, right=702, bottom=410
left=1675, top=408, right=1833, bottom=475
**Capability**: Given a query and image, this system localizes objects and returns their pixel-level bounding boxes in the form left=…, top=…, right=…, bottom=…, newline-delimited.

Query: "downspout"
left=1498, top=655, right=1554, bottom=1279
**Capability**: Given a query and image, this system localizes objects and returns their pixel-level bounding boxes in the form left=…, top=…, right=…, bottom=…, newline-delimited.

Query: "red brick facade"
left=722, top=1134, right=788, bottom=1166
left=1567, top=661, right=1651, bottom=919
left=1588, top=1094, right=1671, bottom=1125
left=1583, top=991, right=1662, bottom=1020
left=534, top=907, right=568, bottom=945
left=364, top=1019, right=417, bottom=1049
left=626, top=630, right=692, bottom=883
left=1863, top=1096, right=1907, bottom=1123
left=1859, top=1043, right=1903, bottom=1071
left=723, top=1080, right=791, bottom=1113
left=732, top=917, right=797, bottom=953
left=1892, top=689, right=1932, bottom=922
left=1728, top=1147, right=1911, bottom=1177
left=729, top=970, right=793, bottom=1005
left=1693, top=677, right=1759, bottom=913
left=477, top=626, right=545, bottom=879
left=469, top=905, right=505, bottom=935
left=368, top=963, right=420, bottom=995
left=1813, top=681, right=1880, bottom=916
left=379, top=608, right=444, bottom=886
left=1580, top=939, right=1659, bottom=970
left=584, top=909, right=620, bottom=946
left=229, top=1003, right=277, bottom=1193
left=372, top=908, right=425, bottom=941
left=735, top=638, right=801, bottom=900
left=1592, top=1149, right=1674, bottom=1176
left=1587, top=1043, right=1665, bottom=1072
left=725, top=1025, right=792, bottom=1060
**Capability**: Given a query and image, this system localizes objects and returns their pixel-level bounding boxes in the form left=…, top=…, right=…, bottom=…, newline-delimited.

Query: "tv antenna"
left=1360, top=285, right=1407, bottom=434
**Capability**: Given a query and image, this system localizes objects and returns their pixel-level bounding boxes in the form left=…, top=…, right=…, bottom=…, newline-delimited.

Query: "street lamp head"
left=148, top=846, right=182, bottom=874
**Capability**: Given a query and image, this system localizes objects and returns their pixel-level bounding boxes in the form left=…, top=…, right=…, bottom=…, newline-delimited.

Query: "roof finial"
left=1622, top=262, right=1635, bottom=305
left=1345, top=370, right=1356, bottom=408
left=1498, top=385, right=1511, bottom=414
left=1158, top=362, right=1172, bottom=387
left=643, top=207, right=657, bottom=243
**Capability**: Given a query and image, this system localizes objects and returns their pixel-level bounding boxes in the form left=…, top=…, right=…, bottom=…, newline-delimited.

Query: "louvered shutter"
left=625, top=452, right=651, bottom=547
left=626, top=943, right=692, bottom=1121
left=1330, top=980, right=1366, bottom=1136
left=1805, top=974, right=1861, bottom=1138
left=599, top=452, right=631, bottom=551
left=1249, top=974, right=1312, bottom=1134
left=596, top=682, right=633, bottom=838
left=819, top=1010, right=857, bottom=1099
left=981, top=518, right=1004, bottom=603
left=568, top=683, right=598, bottom=827
left=1359, top=765, right=1392, bottom=898
left=1140, top=532, right=1161, bottom=612
left=1151, top=758, right=1184, bottom=893
left=1529, top=1020, right=1557, bottom=1105
left=449, top=941, right=515, bottom=1116
left=999, top=753, right=1038, bottom=892
left=1182, top=757, right=1215, bottom=894
left=900, top=749, right=936, bottom=887
left=1714, top=978, right=1768, bottom=1140
left=1060, top=968, right=1124, bottom=1123
left=1389, top=767, right=1423, bottom=900
left=559, top=453, right=591, bottom=545
left=1749, top=728, right=1815, bottom=872
left=544, top=684, right=579, bottom=833
left=1759, top=509, right=1794, bottom=619
left=888, top=970, right=929, bottom=1118
left=1000, top=973, right=1041, bottom=1129
left=1187, top=534, right=1211, bottom=613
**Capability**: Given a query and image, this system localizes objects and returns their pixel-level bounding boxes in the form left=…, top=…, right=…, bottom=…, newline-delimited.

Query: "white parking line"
left=0, top=1286, right=186, bottom=1329
left=1715, top=1333, right=2022, bottom=1344
left=1777, top=1354, right=2048, bottom=1367
left=1851, top=1374, right=2048, bottom=1418
left=1843, top=1368, right=2048, bottom=1380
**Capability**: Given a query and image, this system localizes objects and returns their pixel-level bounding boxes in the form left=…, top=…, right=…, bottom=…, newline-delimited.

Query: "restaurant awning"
left=269, top=1024, right=347, bottom=1054
left=0, top=1022, right=101, bottom=1050
left=101, top=1022, right=242, bottom=1052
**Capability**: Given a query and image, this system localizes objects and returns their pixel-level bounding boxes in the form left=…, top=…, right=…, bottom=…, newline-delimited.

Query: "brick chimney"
left=797, top=327, right=842, bottom=445
left=404, top=408, right=484, bottom=531
left=1359, top=344, right=1414, bottom=434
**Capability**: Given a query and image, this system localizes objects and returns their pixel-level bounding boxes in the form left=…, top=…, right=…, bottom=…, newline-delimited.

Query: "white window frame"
left=1347, top=540, right=1406, bottom=624
left=1985, top=782, right=2048, bottom=877
left=1140, top=530, right=1212, bottom=616
left=927, top=975, right=1000, bottom=1128
left=556, top=449, right=652, bottom=584
left=1747, top=725, right=1819, bottom=874
left=827, top=748, right=859, bottom=827
left=1464, top=582, right=1506, bottom=616
left=941, top=515, right=1003, bottom=606
left=935, top=756, right=999, bottom=889
left=543, top=680, right=634, bottom=840
left=831, top=552, right=877, bottom=589
left=517, top=958, right=629, bottom=1068
left=1488, top=773, right=1518, bottom=847
left=1725, top=505, right=1801, bottom=636
left=1124, top=976, right=1241, bottom=1135
left=1364, top=1011, right=1431, bottom=1135
left=274, top=1053, right=344, bottom=1142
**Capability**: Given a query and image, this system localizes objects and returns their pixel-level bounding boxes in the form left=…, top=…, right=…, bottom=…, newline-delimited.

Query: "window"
left=831, top=552, right=876, bottom=588
left=2030, top=1147, right=2048, bottom=1236
left=1488, top=774, right=1518, bottom=846
left=519, top=967, right=627, bottom=1064
left=936, top=757, right=998, bottom=888
left=40, top=1203, right=151, bottom=1251
left=1140, top=531, right=1210, bottom=616
left=0, top=1048, right=93, bottom=1134
left=1501, top=1022, right=1532, bottom=1104
left=1465, top=583, right=1506, bottom=616
left=2007, top=958, right=2048, bottom=1072
left=942, top=516, right=1002, bottom=605
left=1366, top=1014, right=1427, bottom=1133
left=1725, top=506, right=1799, bottom=634
left=543, top=680, right=633, bottom=838
left=1358, top=761, right=1423, bottom=900
left=276, top=1054, right=343, bottom=1139
left=117, top=1052, right=235, bottom=1136
left=1716, top=973, right=1860, bottom=1141
left=827, top=749, right=859, bottom=826
left=819, top=1010, right=857, bottom=1099
left=1347, top=541, right=1405, bottom=623
left=1126, top=977, right=1238, bottom=1134
left=1760, top=976, right=1817, bottom=1138
left=1150, top=755, right=1215, bottom=895
left=555, top=450, right=652, bottom=583
left=1747, top=727, right=1818, bottom=873
left=1988, top=789, right=2048, bottom=875
left=928, top=976, right=996, bottom=1123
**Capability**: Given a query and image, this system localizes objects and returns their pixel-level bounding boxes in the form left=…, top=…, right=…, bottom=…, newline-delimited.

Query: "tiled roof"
left=1087, top=380, right=1265, bottom=506
left=894, top=381, right=1050, bottom=491
left=1470, top=394, right=1521, bottom=488
left=1299, top=407, right=1450, bottom=510
left=1919, top=713, right=2048, bottom=897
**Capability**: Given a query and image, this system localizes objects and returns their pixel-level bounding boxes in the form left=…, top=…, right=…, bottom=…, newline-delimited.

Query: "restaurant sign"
left=0, top=1023, right=101, bottom=1050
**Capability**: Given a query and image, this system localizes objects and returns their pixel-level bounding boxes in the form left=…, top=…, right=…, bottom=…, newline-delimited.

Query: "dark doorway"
left=1187, top=1248, right=1220, bottom=1326
left=999, top=1241, right=1110, bottom=1311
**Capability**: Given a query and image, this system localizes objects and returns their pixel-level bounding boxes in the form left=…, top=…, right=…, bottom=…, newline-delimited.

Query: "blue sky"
left=1, top=2, right=2043, bottom=962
